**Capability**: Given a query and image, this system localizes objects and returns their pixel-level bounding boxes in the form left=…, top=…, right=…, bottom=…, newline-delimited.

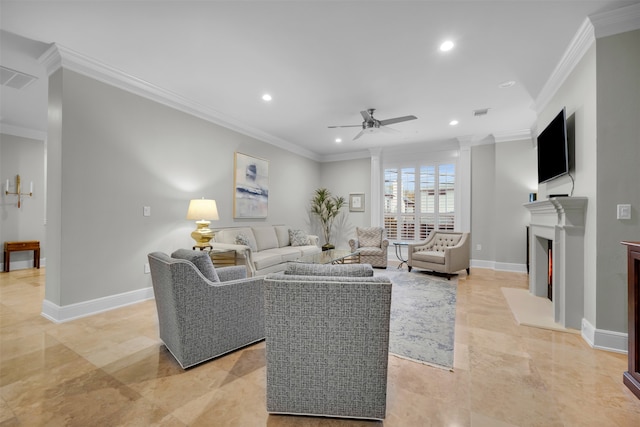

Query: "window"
left=384, top=163, right=455, bottom=241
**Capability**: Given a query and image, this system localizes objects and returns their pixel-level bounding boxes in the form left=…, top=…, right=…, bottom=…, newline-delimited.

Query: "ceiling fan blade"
left=328, top=124, right=362, bottom=128
left=379, top=126, right=399, bottom=134
left=379, top=115, right=417, bottom=126
left=353, top=130, right=365, bottom=140
left=360, top=110, right=373, bottom=122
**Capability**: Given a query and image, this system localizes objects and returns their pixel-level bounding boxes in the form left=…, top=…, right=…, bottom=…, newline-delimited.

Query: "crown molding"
left=533, top=18, right=595, bottom=115
left=37, top=44, right=321, bottom=162
left=493, top=129, right=532, bottom=144
left=590, top=2, right=640, bottom=39
left=0, top=122, right=47, bottom=141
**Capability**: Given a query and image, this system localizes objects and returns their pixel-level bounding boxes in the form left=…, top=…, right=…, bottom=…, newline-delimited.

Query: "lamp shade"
left=186, top=199, right=219, bottom=221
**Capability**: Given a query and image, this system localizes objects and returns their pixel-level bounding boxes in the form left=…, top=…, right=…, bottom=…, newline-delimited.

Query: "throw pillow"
left=289, top=229, right=308, bottom=247
left=235, top=233, right=257, bottom=251
left=357, top=227, right=382, bottom=248
left=171, top=249, right=220, bottom=282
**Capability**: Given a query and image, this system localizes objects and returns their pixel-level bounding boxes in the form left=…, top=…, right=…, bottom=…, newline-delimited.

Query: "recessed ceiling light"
left=439, top=40, right=455, bottom=52
left=262, top=93, right=272, bottom=102
left=335, top=138, right=342, bottom=143
left=498, top=80, right=516, bottom=88
left=449, top=120, right=459, bottom=126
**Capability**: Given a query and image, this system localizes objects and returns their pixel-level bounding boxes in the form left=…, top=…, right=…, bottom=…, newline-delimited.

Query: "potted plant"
left=310, top=188, right=346, bottom=251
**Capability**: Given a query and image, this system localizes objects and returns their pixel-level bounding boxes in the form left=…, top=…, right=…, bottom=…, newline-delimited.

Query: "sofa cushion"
left=171, top=249, right=220, bottom=282
left=289, top=229, right=309, bottom=247
left=285, top=263, right=374, bottom=277
left=357, top=227, right=382, bottom=248
left=252, top=250, right=284, bottom=271
left=276, top=247, right=302, bottom=262
left=274, top=225, right=291, bottom=247
left=216, top=227, right=258, bottom=251
left=413, top=250, right=445, bottom=264
left=252, top=226, right=279, bottom=251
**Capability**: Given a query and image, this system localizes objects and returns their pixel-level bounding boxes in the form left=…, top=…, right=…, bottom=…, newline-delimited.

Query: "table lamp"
left=186, top=198, right=219, bottom=247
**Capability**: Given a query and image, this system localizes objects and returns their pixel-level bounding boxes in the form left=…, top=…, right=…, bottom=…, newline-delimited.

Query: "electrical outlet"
left=476, top=244, right=482, bottom=251
left=143, top=206, right=151, bottom=217
left=144, top=263, right=150, bottom=274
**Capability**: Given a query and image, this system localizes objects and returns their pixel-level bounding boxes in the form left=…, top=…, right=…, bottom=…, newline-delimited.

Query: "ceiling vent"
left=0, top=66, right=38, bottom=90
left=473, top=108, right=490, bottom=117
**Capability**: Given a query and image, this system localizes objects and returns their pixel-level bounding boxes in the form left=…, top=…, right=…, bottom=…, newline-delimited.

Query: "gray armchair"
left=147, top=249, right=265, bottom=369
left=348, top=226, right=389, bottom=268
left=407, top=230, right=470, bottom=279
left=264, top=263, right=392, bottom=420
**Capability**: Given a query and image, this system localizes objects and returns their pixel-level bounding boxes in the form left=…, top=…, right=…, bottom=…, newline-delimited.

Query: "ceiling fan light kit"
left=328, top=108, right=417, bottom=140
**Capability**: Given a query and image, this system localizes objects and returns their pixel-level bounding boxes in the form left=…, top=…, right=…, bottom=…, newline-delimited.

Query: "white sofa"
left=209, top=225, right=321, bottom=276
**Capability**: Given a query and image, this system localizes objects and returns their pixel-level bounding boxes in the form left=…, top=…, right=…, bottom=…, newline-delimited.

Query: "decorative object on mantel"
left=233, top=152, right=269, bottom=218
left=310, top=187, right=345, bottom=251
left=186, top=198, right=219, bottom=248
left=4, top=174, right=33, bottom=208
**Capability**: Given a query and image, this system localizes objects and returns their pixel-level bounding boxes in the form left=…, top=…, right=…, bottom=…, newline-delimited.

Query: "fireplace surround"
left=524, top=197, right=588, bottom=329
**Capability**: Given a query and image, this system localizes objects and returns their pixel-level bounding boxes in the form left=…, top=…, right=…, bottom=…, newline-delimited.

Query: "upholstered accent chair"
left=348, top=226, right=389, bottom=268
left=264, top=263, right=392, bottom=420
left=147, top=249, right=265, bottom=369
left=407, top=230, right=470, bottom=279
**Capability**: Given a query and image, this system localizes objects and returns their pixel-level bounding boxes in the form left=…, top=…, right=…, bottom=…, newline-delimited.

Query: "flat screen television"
left=537, top=108, right=569, bottom=184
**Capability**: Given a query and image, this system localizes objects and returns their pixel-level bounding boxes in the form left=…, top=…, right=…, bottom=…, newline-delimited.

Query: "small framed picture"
left=349, top=193, right=365, bottom=212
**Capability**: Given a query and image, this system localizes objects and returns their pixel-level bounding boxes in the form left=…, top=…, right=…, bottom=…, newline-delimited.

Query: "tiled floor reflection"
left=1, top=266, right=639, bottom=426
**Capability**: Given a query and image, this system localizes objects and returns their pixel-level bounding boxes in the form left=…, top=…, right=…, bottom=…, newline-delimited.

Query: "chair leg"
left=408, top=266, right=412, bottom=272
left=466, top=267, right=470, bottom=275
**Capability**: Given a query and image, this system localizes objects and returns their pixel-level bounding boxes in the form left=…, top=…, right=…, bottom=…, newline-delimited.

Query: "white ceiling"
left=1, top=1, right=636, bottom=159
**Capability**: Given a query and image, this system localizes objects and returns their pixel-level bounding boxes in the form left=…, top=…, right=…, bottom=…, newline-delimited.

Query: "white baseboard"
left=470, top=259, right=528, bottom=273
left=41, top=286, right=155, bottom=323
left=581, top=318, right=628, bottom=354
left=1, top=257, right=46, bottom=272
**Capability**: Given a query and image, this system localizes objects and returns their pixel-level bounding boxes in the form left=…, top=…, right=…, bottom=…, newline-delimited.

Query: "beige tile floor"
left=1, top=266, right=639, bottom=426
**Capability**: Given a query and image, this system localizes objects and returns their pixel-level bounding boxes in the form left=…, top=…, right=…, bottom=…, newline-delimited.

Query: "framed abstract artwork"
left=349, top=193, right=365, bottom=212
left=234, top=152, right=269, bottom=218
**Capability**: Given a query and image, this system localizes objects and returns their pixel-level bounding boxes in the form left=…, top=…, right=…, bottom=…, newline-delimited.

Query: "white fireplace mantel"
left=524, top=197, right=588, bottom=329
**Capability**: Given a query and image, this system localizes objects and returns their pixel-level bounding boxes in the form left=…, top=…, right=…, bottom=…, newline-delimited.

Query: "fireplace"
left=547, top=240, right=553, bottom=301
left=524, top=197, right=587, bottom=329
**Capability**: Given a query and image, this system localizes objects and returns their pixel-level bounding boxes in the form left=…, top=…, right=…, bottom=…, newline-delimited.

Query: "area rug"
left=501, top=287, right=579, bottom=334
left=376, top=269, right=457, bottom=370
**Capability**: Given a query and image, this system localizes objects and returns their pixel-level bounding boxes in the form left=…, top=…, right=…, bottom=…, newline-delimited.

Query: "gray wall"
left=318, top=157, right=371, bottom=249
left=46, top=67, right=321, bottom=306
left=595, top=29, right=640, bottom=333
left=0, top=133, right=46, bottom=268
left=470, top=139, right=537, bottom=270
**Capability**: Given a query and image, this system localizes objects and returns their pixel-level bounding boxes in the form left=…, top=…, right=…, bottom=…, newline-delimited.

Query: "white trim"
left=590, top=3, right=640, bottom=39
left=37, top=43, right=321, bottom=162
left=1, top=258, right=46, bottom=272
left=533, top=18, right=595, bottom=115
left=470, top=259, right=527, bottom=273
left=493, top=129, right=532, bottom=144
left=581, top=318, right=628, bottom=354
left=0, top=123, right=47, bottom=141
left=41, top=286, right=154, bottom=323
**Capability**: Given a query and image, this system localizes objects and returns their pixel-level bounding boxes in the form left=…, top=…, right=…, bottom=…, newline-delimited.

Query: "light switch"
left=143, top=206, right=151, bottom=217
left=617, top=204, right=631, bottom=220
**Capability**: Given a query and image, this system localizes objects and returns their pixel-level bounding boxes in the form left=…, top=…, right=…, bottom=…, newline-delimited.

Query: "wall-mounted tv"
left=537, top=108, right=569, bottom=184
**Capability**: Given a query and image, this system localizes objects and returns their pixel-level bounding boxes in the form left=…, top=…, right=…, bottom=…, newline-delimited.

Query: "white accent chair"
left=407, top=231, right=470, bottom=279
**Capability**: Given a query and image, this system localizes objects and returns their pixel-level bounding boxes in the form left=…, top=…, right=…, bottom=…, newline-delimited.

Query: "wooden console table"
left=622, top=241, right=640, bottom=399
left=4, top=240, right=40, bottom=272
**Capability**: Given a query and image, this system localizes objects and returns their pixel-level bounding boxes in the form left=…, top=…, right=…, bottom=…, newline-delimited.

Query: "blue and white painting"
left=234, top=152, right=269, bottom=218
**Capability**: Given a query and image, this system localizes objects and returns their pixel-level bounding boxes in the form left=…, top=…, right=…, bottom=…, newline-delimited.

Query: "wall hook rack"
left=5, top=174, right=33, bottom=208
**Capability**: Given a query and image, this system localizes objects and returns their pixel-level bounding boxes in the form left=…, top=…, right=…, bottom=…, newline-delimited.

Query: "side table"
left=4, top=241, right=40, bottom=272
left=207, top=248, right=237, bottom=268
left=393, top=242, right=411, bottom=269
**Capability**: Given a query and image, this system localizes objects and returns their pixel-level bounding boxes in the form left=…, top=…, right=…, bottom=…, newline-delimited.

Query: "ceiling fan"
left=328, top=108, right=417, bottom=140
